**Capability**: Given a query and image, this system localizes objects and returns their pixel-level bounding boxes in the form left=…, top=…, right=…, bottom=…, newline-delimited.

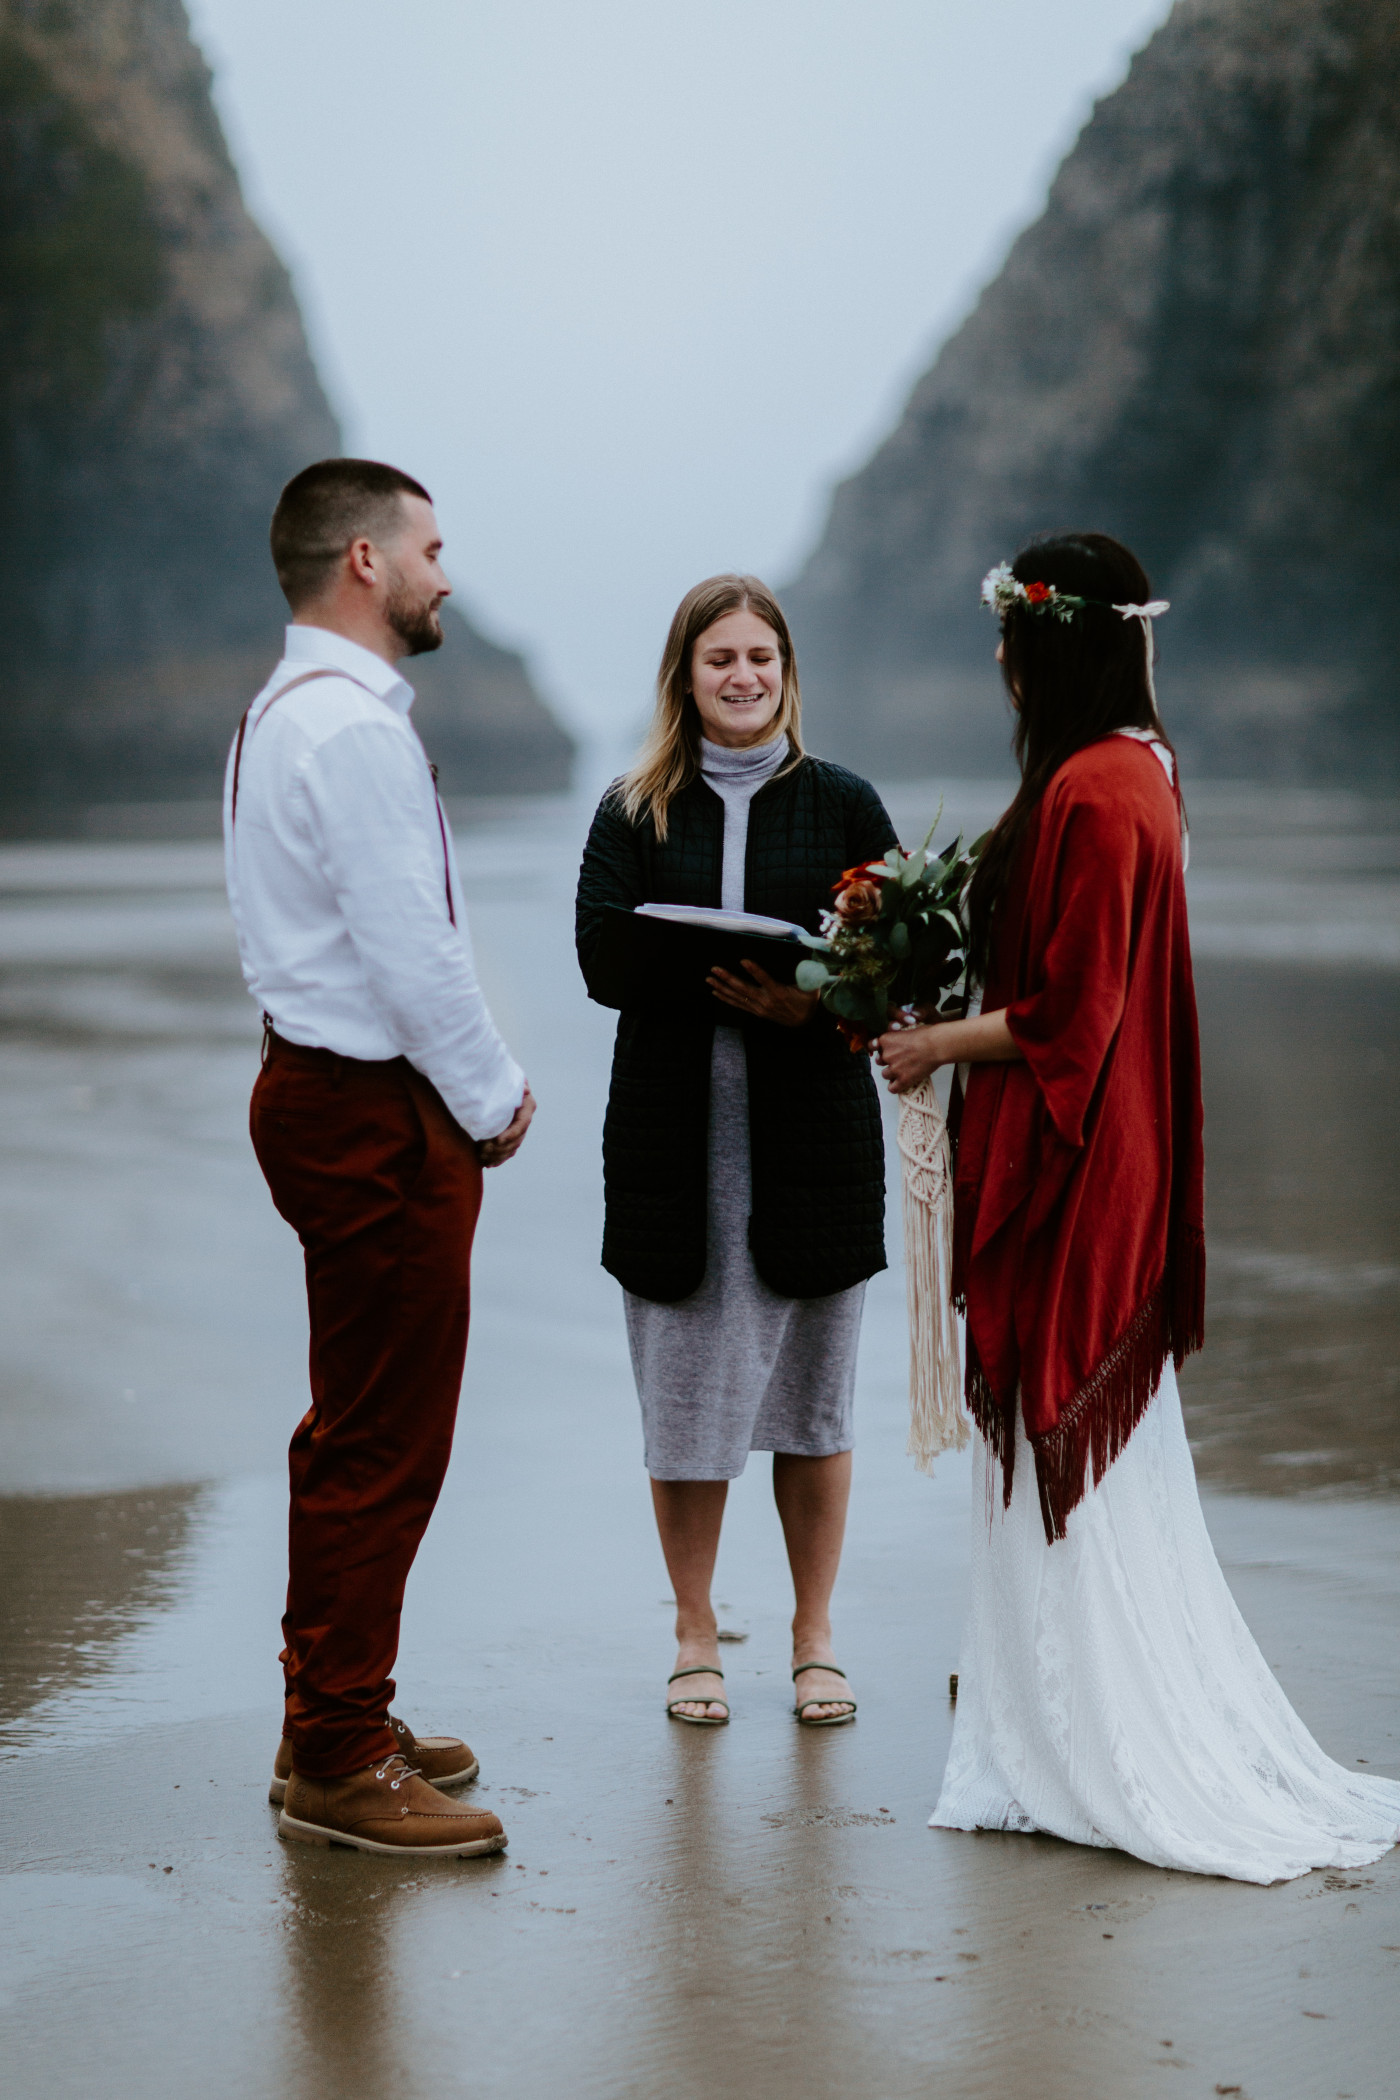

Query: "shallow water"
left=1, top=778, right=1397, bottom=2099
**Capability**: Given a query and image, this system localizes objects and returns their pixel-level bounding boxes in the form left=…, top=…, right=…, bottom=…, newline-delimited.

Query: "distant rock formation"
left=0, top=0, right=572, bottom=816
left=410, top=604, right=573, bottom=798
left=787, top=0, right=1400, bottom=782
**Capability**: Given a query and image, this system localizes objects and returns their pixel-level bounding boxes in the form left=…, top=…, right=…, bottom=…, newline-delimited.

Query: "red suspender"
left=428, top=765, right=457, bottom=926
left=231, top=669, right=341, bottom=824
left=230, top=668, right=456, bottom=925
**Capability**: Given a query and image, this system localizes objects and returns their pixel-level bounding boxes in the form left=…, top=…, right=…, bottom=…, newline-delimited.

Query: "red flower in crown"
left=1024, top=580, right=1052, bottom=605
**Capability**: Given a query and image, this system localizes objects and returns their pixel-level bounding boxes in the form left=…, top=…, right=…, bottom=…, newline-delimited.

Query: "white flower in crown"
left=980, top=562, right=1019, bottom=613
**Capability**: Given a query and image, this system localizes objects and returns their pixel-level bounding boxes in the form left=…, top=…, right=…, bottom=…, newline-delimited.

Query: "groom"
left=225, top=458, right=535, bottom=1857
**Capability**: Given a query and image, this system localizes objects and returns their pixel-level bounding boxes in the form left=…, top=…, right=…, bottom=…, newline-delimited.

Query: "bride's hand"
left=875, top=1023, right=944, bottom=1094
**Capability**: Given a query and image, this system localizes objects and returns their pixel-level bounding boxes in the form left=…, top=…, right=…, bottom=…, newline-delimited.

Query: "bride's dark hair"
left=966, top=530, right=1176, bottom=983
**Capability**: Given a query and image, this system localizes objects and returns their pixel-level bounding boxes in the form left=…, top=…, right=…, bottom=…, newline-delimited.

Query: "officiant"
left=575, top=574, right=896, bottom=1727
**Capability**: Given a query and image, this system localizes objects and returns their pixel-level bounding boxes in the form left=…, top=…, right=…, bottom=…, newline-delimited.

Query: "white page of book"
left=633, top=903, right=804, bottom=939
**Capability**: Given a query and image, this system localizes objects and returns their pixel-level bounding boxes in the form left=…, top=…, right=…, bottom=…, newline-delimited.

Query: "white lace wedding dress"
left=932, top=1361, right=1400, bottom=1883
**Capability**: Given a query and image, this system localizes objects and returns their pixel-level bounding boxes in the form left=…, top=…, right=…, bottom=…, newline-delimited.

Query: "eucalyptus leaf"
left=795, top=958, right=832, bottom=991
left=888, top=920, right=911, bottom=959
left=796, top=929, right=830, bottom=951
left=825, top=979, right=866, bottom=1021
left=830, top=981, right=887, bottom=1033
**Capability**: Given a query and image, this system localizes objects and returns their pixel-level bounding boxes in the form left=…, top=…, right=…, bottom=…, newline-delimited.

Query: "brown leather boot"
left=269, top=1715, right=480, bottom=1804
left=279, top=1753, right=506, bottom=1857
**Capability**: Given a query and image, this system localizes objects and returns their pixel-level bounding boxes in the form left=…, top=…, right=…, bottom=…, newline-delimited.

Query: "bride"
left=877, top=531, right=1400, bottom=1884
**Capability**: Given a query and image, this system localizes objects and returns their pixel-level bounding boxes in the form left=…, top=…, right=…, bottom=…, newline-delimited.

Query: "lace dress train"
left=932, top=1363, right=1400, bottom=1883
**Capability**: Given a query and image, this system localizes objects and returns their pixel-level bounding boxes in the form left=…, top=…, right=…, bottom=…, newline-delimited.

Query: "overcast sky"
left=186, top=0, right=1171, bottom=740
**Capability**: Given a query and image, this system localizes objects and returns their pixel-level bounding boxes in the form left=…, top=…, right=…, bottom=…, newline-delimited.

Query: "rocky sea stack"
left=0, top=0, right=572, bottom=820
left=788, top=0, right=1400, bottom=782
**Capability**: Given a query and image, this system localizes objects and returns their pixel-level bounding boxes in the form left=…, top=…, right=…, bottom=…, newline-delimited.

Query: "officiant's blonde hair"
left=617, top=574, right=806, bottom=841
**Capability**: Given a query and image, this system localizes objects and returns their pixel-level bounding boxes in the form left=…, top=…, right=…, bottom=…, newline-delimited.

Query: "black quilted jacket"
left=575, top=755, right=899, bottom=1303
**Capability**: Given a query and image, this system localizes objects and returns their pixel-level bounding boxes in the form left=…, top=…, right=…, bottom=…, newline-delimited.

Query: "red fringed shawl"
left=953, top=736, right=1206, bottom=1543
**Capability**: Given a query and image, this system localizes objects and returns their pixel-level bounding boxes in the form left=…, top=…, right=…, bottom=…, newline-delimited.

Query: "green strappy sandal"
left=792, top=1662, right=857, bottom=1726
left=666, top=1666, right=729, bottom=1725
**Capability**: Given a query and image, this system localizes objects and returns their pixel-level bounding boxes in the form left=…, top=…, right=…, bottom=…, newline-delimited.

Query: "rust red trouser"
left=250, top=1033, right=484, bottom=1779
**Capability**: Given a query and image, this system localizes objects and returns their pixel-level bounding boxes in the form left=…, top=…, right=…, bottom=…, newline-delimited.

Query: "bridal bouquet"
left=796, top=816, right=987, bottom=1475
left=793, top=818, right=985, bottom=1049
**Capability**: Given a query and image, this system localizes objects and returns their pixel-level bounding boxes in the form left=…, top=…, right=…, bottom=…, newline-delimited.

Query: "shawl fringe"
left=1029, top=1281, right=1170, bottom=1543
left=968, top=1248, right=1208, bottom=1546
left=965, top=1331, right=1017, bottom=1515
left=1170, top=1218, right=1207, bottom=1365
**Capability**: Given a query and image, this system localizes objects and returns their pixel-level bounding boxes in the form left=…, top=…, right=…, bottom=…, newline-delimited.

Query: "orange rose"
left=834, top=877, right=883, bottom=922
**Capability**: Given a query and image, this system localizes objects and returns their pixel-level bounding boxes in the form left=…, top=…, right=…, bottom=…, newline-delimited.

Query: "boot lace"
left=371, top=1751, right=423, bottom=1792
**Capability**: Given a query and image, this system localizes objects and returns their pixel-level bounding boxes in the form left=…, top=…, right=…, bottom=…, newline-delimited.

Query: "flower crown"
left=980, top=561, right=1168, bottom=626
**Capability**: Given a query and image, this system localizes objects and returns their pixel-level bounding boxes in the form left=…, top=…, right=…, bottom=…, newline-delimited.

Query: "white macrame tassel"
left=897, top=1077, right=969, bottom=1473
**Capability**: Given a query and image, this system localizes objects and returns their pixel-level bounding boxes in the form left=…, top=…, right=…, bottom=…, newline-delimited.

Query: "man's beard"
left=384, top=569, right=446, bottom=656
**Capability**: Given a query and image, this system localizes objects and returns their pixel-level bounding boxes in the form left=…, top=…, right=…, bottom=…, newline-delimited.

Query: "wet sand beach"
left=1, top=779, right=1397, bottom=2099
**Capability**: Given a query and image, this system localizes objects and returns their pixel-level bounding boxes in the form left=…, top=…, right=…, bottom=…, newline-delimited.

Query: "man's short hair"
left=270, top=458, right=432, bottom=609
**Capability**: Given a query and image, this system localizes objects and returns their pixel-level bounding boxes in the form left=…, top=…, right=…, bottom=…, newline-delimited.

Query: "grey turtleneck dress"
left=623, top=734, right=867, bottom=1480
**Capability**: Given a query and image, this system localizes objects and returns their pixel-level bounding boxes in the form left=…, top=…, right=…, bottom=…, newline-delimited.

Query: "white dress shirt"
left=223, top=624, right=525, bottom=1141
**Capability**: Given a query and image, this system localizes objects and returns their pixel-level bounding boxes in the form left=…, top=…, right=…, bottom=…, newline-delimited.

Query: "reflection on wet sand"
left=0, top=1484, right=203, bottom=1728
left=644, top=1734, right=746, bottom=2067
left=622, top=1727, right=886, bottom=2094
left=748, top=1733, right=902, bottom=2064
left=277, top=1852, right=418, bottom=2100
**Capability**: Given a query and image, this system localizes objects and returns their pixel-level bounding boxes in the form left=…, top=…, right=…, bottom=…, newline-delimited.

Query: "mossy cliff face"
left=787, top=0, right=1400, bottom=782
left=0, top=34, right=162, bottom=402
left=0, top=0, right=571, bottom=808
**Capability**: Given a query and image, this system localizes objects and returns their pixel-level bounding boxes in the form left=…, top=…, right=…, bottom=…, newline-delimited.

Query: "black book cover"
left=588, top=905, right=806, bottom=1013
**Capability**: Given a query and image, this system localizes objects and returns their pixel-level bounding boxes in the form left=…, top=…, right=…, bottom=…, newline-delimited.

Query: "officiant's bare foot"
left=666, top=1642, right=728, bottom=1724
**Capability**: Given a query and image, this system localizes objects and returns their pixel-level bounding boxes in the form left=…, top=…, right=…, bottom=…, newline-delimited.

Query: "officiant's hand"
left=707, top=959, right=819, bottom=1028
left=478, top=1086, right=536, bottom=1167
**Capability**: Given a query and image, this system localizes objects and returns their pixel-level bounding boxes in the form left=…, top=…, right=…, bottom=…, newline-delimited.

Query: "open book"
left=587, top=904, right=809, bottom=1012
